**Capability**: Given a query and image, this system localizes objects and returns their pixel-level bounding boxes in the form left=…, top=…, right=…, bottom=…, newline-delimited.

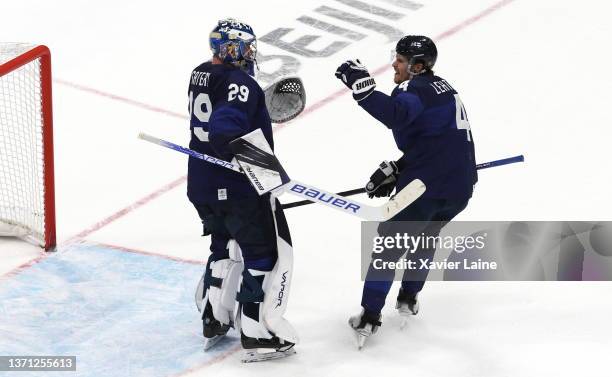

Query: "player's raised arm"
left=335, top=59, right=425, bottom=129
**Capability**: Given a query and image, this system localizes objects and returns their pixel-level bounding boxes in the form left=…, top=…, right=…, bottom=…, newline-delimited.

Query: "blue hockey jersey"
left=359, top=73, right=477, bottom=199
left=187, top=62, right=274, bottom=204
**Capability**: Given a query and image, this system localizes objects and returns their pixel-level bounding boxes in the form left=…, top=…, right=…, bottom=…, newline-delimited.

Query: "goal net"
left=0, top=43, right=56, bottom=250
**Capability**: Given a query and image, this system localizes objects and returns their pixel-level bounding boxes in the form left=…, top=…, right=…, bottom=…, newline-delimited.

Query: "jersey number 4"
left=454, top=94, right=472, bottom=141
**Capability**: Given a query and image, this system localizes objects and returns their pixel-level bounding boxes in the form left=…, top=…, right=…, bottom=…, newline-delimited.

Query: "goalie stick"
left=281, top=155, right=525, bottom=209
left=138, top=132, right=425, bottom=221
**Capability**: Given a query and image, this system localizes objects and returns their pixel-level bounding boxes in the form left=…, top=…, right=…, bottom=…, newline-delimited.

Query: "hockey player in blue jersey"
left=190, top=18, right=297, bottom=362
left=335, top=35, right=477, bottom=347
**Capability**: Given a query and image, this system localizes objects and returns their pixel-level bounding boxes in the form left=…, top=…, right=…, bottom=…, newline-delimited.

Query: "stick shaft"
left=475, top=154, right=524, bottom=170
left=281, top=155, right=524, bottom=209
left=138, top=133, right=242, bottom=172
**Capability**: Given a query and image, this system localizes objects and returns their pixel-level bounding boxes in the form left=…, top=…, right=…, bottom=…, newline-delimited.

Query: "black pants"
left=193, top=195, right=291, bottom=271
left=361, top=196, right=469, bottom=315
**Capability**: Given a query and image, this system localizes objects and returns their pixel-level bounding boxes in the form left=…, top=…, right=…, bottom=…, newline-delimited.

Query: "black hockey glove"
left=335, top=59, right=376, bottom=101
left=365, top=160, right=399, bottom=198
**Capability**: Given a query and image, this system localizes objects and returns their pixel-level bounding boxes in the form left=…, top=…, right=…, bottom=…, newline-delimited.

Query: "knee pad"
left=195, top=240, right=244, bottom=326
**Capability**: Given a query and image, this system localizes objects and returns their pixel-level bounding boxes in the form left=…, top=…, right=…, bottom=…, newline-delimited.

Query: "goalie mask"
left=210, top=18, right=258, bottom=77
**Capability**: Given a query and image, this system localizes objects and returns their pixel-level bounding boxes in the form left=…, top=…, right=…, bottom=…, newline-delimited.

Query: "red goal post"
left=0, top=44, right=56, bottom=250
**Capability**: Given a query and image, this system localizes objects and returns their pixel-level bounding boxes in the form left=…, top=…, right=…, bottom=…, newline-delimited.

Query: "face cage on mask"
left=217, top=41, right=254, bottom=61
left=215, top=39, right=259, bottom=77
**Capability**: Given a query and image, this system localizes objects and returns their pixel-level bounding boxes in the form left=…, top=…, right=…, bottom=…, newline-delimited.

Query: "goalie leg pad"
left=209, top=261, right=243, bottom=325
left=195, top=240, right=244, bottom=327
left=237, top=197, right=298, bottom=344
left=238, top=269, right=273, bottom=340
left=195, top=257, right=212, bottom=314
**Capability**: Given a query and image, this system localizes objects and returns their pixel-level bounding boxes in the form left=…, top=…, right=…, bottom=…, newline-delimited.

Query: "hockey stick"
left=281, top=155, right=525, bottom=210
left=471, top=154, right=524, bottom=170
left=138, top=132, right=425, bottom=221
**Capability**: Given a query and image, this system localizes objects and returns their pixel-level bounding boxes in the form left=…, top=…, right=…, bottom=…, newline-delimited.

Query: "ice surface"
left=2, top=0, right=612, bottom=376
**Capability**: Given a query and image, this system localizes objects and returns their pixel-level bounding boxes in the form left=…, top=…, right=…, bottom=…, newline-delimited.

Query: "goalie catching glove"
left=366, top=160, right=399, bottom=198
left=263, top=76, right=306, bottom=124
left=335, top=59, right=376, bottom=101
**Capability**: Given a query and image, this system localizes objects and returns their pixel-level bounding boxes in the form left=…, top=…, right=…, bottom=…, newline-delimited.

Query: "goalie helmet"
left=210, top=18, right=258, bottom=76
left=396, top=35, right=437, bottom=71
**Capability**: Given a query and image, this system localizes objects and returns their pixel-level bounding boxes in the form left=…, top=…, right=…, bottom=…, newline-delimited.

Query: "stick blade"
left=382, top=179, right=426, bottom=220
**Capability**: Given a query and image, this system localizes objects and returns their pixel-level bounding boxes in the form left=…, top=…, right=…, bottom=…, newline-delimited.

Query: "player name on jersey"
left=429, top=79, right=454, bottom=95
left=191, top=71, right=211, bottom=87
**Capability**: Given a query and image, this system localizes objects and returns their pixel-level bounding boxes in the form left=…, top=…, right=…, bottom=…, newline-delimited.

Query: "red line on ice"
left=55, top=79, right=188, bottom=120
left=434, top=0, right=516, bottom=41
left=63, top=176, right=186, bottom=244
left=0, top=251, right=48, bottom=279
left=94, top=242, right=203, bottom=265
left=169, top=344, right=243, bottom=377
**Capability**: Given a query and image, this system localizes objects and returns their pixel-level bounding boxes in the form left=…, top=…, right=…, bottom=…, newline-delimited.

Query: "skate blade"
left=398, top=306, right=417, bottom=330
left=356, top=333, right=368, bottom=350
left=398, top=303, right=418, bottom=316
left=399, top=304, right=420, bottom=331
left=349, top=320, right=373, bottom=350
left=351, top=327, right=371, bottom=350
left=203, top=335, right=225, bottom=351
left=241, top=347, right=296, bottom=363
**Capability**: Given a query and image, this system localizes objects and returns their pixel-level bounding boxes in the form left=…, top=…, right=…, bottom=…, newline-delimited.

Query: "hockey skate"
left=240, top=332, right=296, bottom=363
left=396, top=289, right=419, bottom=330
left=202, top=303, right=231, bottom=351
left=348, top=309, right=382, bottom=350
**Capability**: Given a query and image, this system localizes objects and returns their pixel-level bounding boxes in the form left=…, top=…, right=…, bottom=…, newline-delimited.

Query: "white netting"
left=0, top=43, right=47, bottom=247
